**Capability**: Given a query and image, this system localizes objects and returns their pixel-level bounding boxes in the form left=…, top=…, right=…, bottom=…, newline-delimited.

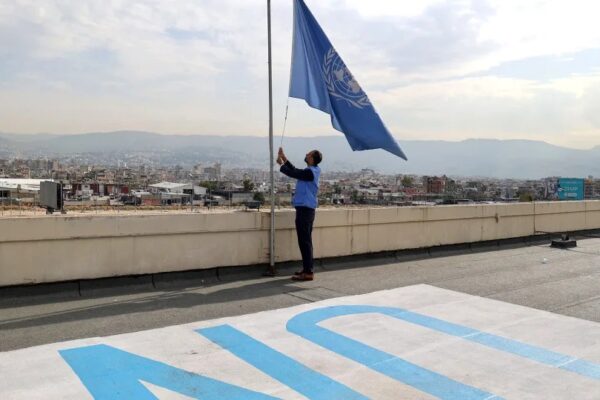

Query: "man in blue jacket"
left=277, top=147, right=322, bottom=281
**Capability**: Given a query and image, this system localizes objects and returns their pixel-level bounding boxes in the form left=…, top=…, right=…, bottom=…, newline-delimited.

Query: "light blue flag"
left=289, top=0, right=407, bottom=160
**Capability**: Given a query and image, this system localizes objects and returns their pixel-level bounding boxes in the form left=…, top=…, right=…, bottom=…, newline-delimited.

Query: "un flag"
left=289, top=0, right=407, bottom=160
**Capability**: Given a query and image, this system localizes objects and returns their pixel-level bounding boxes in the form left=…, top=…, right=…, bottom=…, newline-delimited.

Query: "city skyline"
left=2, top=131, right=600, bottom=179
left=1, top=0, right=599, bottom=149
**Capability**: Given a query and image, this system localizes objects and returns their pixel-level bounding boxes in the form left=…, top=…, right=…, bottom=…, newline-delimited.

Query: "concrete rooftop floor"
left=2, top=235, right=600, bottom=353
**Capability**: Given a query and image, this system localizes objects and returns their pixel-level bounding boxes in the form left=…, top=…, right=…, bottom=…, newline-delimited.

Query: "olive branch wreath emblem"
left=323, top=47, right=371, bottom=109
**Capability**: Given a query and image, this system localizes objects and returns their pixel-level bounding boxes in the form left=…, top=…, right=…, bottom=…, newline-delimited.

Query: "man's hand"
left=278, top=147, right=287, bottom=164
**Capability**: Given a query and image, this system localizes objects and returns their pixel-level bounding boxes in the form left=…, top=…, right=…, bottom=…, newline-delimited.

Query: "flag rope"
left=279, top=97, right=290, bottom=147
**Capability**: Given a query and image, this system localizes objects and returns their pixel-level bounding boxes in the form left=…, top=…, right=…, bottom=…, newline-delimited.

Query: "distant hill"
left=1, top=131, right=599, bottom=179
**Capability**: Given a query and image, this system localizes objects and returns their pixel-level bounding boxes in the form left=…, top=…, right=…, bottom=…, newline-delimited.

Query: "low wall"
left=2, top=201, right=600, bottom=286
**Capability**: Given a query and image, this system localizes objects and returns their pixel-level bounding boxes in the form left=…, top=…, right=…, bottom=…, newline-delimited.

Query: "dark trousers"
left=295, top=206, right=316, bottom=273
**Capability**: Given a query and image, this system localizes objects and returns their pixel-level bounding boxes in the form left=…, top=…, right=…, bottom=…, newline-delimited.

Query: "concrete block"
left=0, top=281, right=80, bottom=302
left=2, top=201, right=600, bottom=287
left=395, top=248, right=430, bottom=262
left=429, top=243, right=472, bottom=258
left=152, top=269, right=219, bottom=289
left=321, top=251, right=396, bottom=271
left=470, top=240, right=500, bottom=253
left=216, top=264, right=268, bottom=282
left=79, top=275, right=154, bottom=297
left=424, top=204, right=482, bottom=222
left=349, top=208, right=369, bottom=226
left=369, top=207, right=424, bottom=224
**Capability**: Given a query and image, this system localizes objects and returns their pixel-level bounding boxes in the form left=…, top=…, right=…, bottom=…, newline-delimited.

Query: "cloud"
left=0, top=1, right=263, bottom=85
left=373, top=73, right=600, bottom=148
left=0, top=0, right=599, bottom=149
left=474, top=49, right=600, bottom=81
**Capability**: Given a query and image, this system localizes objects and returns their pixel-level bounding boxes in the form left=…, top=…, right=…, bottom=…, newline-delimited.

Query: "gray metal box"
left=40, top=181, right=62, bottom=210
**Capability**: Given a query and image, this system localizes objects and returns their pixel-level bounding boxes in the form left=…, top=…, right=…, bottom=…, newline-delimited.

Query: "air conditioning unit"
left=40, top=181, right=65, bottom=214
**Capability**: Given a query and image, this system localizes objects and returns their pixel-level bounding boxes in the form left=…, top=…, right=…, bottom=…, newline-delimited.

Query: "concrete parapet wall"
left=2, top=201, right=600, bottom=286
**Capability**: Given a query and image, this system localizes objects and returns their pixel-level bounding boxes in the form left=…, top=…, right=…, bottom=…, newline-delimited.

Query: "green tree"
left=243, top=178, right=255, bottom=192
left=200, top=181, right=218, bottom=191
left=253, top=192, right=265, bottom=203
left=519, top=193, right=534, bottom=202
left=401, top=176, right=414, bottom=188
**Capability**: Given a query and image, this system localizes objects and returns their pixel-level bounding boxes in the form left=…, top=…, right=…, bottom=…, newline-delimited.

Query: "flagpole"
left=267, top=0, right=276, bottom=273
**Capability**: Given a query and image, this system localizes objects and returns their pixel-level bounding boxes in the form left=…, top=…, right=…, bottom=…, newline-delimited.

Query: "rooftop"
left=3, top=236, right=600, bottom=398
left=1, top=235, right=599, bottom=343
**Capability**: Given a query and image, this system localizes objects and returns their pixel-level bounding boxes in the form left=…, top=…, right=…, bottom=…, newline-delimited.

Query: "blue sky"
left=1, top=0, right=599, bottom=148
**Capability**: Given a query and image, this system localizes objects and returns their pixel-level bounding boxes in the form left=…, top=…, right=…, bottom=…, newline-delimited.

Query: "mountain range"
left=1, top=131, right=599, bottom=179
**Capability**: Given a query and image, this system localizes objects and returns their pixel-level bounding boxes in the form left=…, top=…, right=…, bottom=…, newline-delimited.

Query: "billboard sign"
left=557, top=178, right=584, bottom=200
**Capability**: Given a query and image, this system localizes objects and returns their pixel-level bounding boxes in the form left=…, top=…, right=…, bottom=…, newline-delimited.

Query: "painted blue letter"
left=288, top=305, right=600, bottom=384
left=287, top=305, right=503, bottom=400
left=59, top=344, right=278, bottom=400
left=198, top=324, right=368, bottom=400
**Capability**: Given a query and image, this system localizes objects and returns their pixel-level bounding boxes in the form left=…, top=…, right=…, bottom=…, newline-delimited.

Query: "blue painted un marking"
left=59, top=344, right=278, bottom=400
left=288, top=306, right=502, bottom=400
left=287, top=305, right=600, bottom=387
left=59, top=303, right=600, bottom=400
left=198, top=324, right=368, bottom=400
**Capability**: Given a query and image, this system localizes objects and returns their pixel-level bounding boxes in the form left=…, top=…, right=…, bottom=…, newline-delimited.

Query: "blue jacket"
left=280, top=161, right=321, bottom=209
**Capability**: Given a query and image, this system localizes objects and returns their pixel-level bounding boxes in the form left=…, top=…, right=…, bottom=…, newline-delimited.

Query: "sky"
left=1, top=0, right=599, bottom=148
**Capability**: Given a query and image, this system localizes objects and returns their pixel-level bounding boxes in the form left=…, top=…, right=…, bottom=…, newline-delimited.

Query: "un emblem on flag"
left=323, top=48, right=371, bottom=109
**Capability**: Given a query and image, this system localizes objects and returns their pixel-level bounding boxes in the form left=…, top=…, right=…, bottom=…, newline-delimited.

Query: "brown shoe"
left=292, top=272, right=314, bottom=281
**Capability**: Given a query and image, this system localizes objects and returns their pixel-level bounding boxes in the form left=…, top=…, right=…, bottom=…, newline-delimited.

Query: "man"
left=277, top=147, right=322, bottom=281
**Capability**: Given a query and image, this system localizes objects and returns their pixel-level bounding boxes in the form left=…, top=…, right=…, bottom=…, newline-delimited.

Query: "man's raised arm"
left=277, top=147, right=314, bottom=181
left=280, top=160, right=314, bottom=181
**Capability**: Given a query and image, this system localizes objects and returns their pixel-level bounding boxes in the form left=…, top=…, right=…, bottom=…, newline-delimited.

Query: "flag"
left=289, top=0, right=407, bottom=160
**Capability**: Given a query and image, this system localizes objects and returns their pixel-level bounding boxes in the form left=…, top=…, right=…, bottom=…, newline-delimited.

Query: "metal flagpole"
left=267, top=0, right=276, bottom=274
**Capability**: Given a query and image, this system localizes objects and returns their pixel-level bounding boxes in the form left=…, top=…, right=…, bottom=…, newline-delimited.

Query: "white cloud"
left=472, top=0, right=600, bottom=73
left=371, top=73, right=600, bottom=148
left=1, top=0, right=600, bottom=148
left=336, top=0, right=445, bottom=19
